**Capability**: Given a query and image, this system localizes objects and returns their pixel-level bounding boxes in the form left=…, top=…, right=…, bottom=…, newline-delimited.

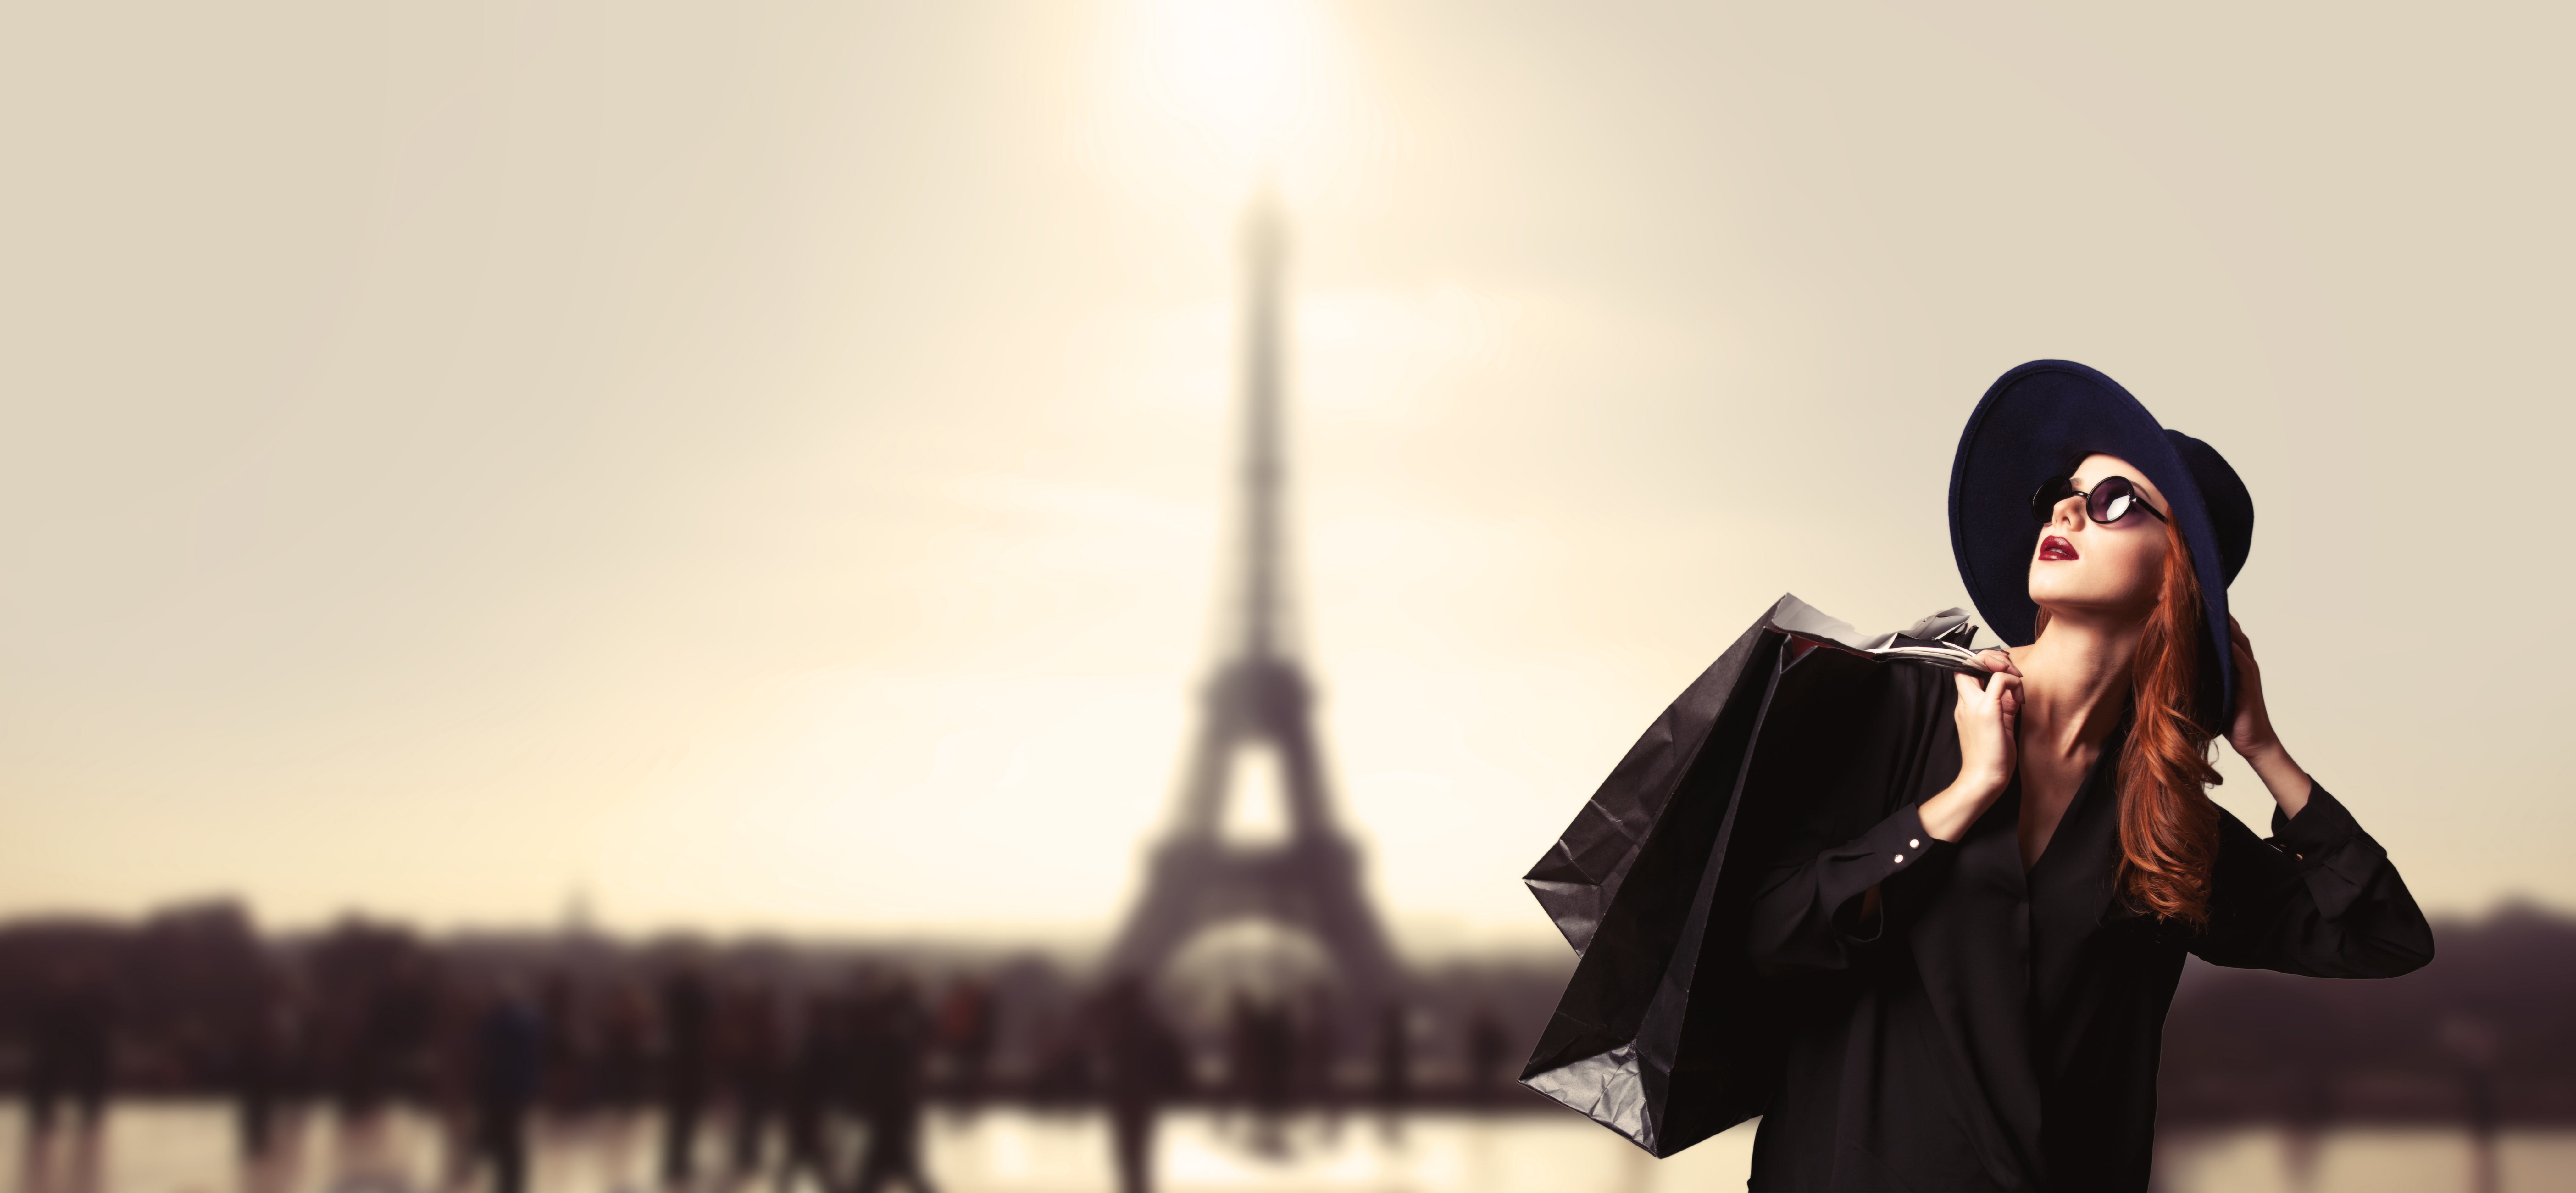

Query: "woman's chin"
left=2028, top=596, right=2153, bottom=628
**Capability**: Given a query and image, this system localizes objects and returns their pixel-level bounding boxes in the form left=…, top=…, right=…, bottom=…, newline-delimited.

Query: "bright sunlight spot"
left=1086, top=0, right=1362, bottom=211
left=1141, top=0, right=1322, bottom=157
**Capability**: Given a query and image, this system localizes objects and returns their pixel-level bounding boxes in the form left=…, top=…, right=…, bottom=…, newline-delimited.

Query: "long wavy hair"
left=2114, top=515, right=2225, bottom=925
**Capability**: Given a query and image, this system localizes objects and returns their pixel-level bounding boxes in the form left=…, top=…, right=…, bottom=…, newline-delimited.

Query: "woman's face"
left=2026, top=453, right=2172, bottom=625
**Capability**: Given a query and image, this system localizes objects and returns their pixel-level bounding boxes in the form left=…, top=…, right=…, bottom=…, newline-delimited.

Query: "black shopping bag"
left=1518, top=594, right=1981, bottom=1156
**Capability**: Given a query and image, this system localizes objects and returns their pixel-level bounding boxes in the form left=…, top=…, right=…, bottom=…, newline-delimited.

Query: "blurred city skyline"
left=2, top=1, right=2570, bottom=947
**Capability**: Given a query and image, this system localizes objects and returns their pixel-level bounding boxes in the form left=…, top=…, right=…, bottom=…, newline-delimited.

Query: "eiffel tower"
left=1104, top=187, right=1402, bottom=1018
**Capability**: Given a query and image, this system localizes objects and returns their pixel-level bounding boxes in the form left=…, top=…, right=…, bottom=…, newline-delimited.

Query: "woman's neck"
left=2013, top=610, right=2142, bottom=760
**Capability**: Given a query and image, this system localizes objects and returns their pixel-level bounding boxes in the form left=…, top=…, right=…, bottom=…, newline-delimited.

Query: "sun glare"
left=1088, top=0, right=1360, bottom=209
left=1142, top=0, right=1317, bottom=156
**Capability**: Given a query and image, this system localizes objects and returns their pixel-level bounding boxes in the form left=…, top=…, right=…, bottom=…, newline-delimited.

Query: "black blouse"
left=1743, top=715, right=2434, bottom=1192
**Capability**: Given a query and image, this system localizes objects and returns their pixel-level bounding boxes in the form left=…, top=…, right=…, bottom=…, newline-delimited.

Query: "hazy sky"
left=2, top=2, right=2568, bottom=951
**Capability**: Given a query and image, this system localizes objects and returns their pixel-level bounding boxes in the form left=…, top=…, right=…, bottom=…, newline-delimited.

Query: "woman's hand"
left=2225, top=617, right=2313, bottom=817
left=2224, top=616, right=2282, bottom=759
left=1920, top=650, right=2021, bottom=842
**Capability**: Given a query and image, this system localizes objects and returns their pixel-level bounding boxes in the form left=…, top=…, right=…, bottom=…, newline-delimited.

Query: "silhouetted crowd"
left=10, top=955, right=1023, bottom=1193
left=0, top=906, right=1587, bottom=1193
left=20, top=965, right=114, bottom=1136
left=455, top=967, right=998, bottom=1193
left=10, top=950, right=1534, bottom=1193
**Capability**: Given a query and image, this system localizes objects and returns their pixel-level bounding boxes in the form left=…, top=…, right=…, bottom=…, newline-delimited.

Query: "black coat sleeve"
left=2191, top=782, right=2435, bottom=977
left=1746, top=804, right=1954, bottom=978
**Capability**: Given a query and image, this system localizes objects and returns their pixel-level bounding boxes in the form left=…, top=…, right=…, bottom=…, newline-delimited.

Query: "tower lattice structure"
left=1104, top=188, right=1403, bottom=1021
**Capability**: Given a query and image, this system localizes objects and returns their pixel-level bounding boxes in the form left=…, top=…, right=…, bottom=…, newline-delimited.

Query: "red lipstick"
left=2039, top=535, right=2079, bottom=561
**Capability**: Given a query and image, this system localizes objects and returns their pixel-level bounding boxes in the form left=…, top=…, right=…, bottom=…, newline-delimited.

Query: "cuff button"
left=1893, top=853, right=1906, bottom=864
left=1910, top=839, right=1922, bottom=849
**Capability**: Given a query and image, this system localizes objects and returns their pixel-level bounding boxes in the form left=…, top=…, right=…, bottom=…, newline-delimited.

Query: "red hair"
left=2115, top=516, right=2224, bottom=926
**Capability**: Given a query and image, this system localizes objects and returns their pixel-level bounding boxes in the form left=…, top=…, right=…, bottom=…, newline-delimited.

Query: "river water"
left=7, top=1103, right=2573, bottom=1193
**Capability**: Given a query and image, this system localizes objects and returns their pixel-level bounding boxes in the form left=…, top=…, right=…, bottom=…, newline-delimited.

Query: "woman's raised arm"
left=2192, top=786, right=2435, bottom=978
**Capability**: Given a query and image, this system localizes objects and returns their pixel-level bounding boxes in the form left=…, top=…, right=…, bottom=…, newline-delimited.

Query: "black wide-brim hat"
left=1948, top=360, right=2255, bottom=726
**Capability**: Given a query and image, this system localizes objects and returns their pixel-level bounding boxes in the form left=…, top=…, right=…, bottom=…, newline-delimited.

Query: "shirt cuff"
left=2270, top=782, right=2359, bottom=856
left=1818, top=803, right=1952, bottom=929
left=2265, top=782, right=2388, bottom=919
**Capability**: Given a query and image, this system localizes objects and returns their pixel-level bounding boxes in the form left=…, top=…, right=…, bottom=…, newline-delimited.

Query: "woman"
left=1741, top=360, right=2433, bottom=1190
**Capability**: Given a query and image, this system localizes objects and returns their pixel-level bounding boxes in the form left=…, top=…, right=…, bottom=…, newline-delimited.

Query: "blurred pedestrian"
left=661, top=966, right=713, bottom=1183
left=726, top=982, right=782, bottom=1178
left=1222, top=991, right=1256, bottom=1122
left=1372, top=1001, right=1409, bottom=1138
left=934, top=977, right=995, bottom=1111
left=599, top=985, right=652, bottom=1113
left=849, top=975, right=935, bottom=1193
left=775, top=993, right=843, bottom=1193
left=26, top=963, right=113, bottom=1136
left=472, top=986, right=543, bottom=1193
left=234, top=982, right=301, bottom=1160
left=375, top=953, right=438, bottom=1109
left=1465, top=1007, right=1509, bottom=1107
left=1094, top=978, right=1186, bottom=1193
left=539, top=975, right=588, bottom=1114
left=1296, top=987, right=1335, bottom=1112
left=1225, top=993, right=1292, bottom=1153
left=2443, top=1016, right=2502, bottom=1193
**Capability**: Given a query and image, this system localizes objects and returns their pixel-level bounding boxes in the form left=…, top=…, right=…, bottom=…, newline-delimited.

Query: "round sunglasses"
left=2030, top=474, right=2168, bottom=526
